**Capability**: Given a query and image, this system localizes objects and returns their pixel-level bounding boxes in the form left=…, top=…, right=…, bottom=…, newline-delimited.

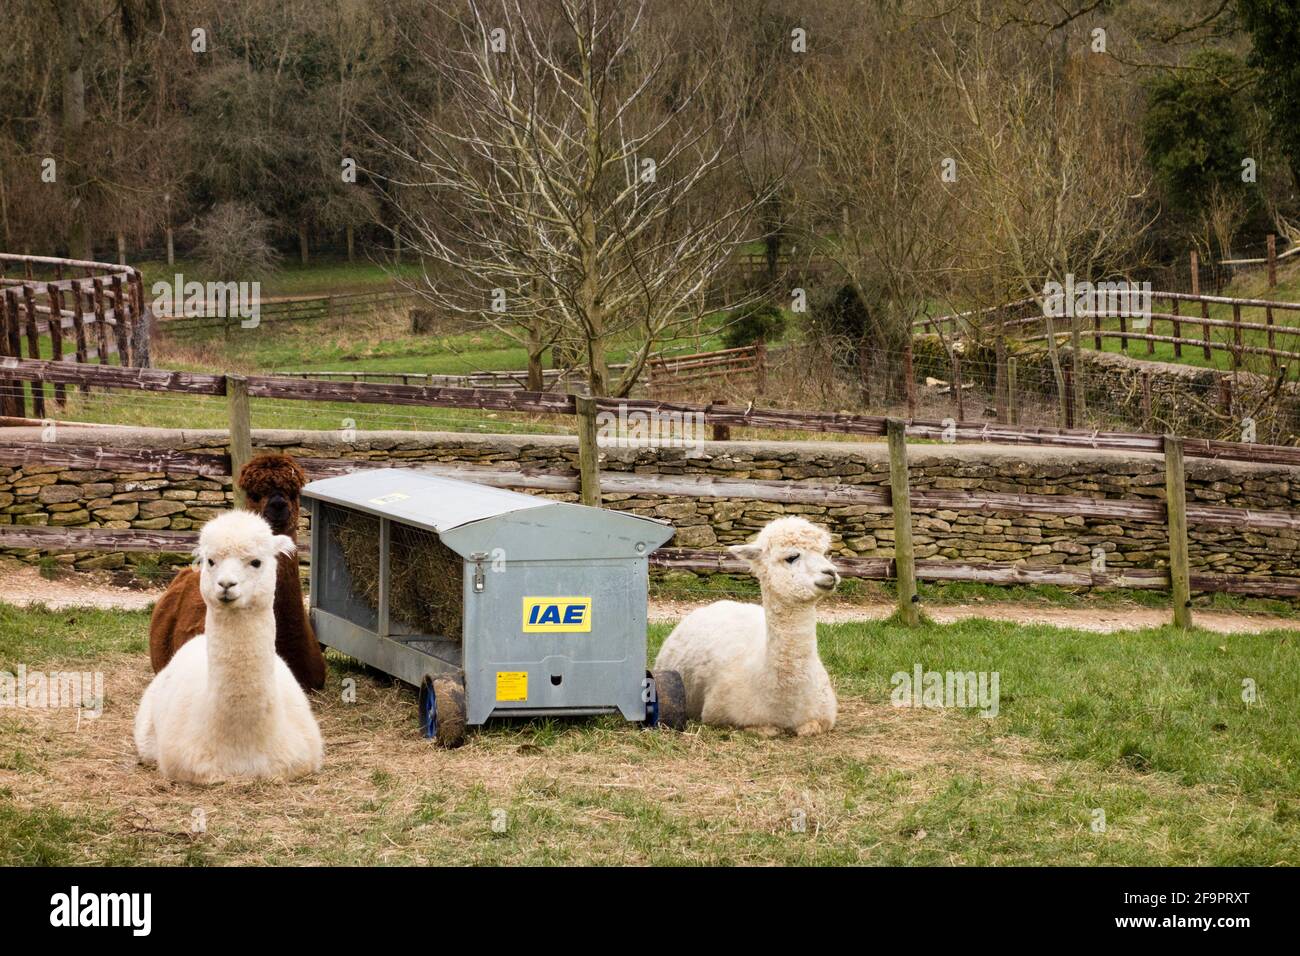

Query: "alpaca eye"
left=250, top=559, right=261, bottom=568
left=785, top=554, right=799, bottom=564
left=207, top=559, right=214, bottom=567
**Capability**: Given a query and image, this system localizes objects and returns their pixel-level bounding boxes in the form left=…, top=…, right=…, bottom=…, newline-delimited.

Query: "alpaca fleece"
left=135, top=510, right=324, bottom=783
left=654, top=516, right=840, bottom=736
left=148, top=453, right=325, bottom=690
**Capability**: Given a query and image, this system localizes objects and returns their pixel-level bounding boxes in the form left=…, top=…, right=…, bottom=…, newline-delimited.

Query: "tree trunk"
left=587, top=333, right=610, bottom=396
left=55, top=0, right=89, bottom=260
left=298, top=224, right=310, bottom=266
left=857, top=336, right=874, bottom=407
left=1043, top=315, right=1068, bottom=429
left=526, top=324, right=545, bottom=392
left=116, top=231, right=126, bottom=265
left=346, top=223, right=355, bottom=263
left=0, top=173, right=10, bottom=247
left=994, top=315, right=1008, bottom=423
left=1069, top=313, right=1085, bottom=420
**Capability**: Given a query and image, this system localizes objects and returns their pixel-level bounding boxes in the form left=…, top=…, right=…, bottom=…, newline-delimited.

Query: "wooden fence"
left=921, top=290, right=1300, bottom=371
left=269, top=344, right=767, bottom=393
left=4, top=356, right=1299, bottom=463
left=0, top=253, right=150, bottom=421
left=3, top=357, right=1300, bottom=622
left=647, top=343, right=766, bottom=391
left=158, top=288, right=419, bottom=335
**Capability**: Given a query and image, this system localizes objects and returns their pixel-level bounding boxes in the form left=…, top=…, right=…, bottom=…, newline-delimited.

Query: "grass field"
left=137, top=257, right=425, bottom=299
left=1, top=601, right=1296, bottom=865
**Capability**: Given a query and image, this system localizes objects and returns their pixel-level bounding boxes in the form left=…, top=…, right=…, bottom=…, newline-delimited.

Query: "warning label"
left=496, top=671, right=528, bottom=702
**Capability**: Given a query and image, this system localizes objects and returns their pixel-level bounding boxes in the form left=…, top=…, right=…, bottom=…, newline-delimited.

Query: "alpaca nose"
left=217, top=579, right=237, bottom=599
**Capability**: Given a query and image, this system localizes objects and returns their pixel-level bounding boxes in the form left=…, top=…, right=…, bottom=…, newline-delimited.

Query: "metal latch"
left=470, top=552, right=487, bottom=593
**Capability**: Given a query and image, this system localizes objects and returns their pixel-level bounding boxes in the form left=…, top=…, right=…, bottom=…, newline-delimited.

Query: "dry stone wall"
left=1, top=426, right=1297, bottom=583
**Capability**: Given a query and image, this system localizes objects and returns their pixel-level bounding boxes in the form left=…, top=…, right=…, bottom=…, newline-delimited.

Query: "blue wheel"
left=419, top=675, right=466, bottom=747
left=645, top=678, right=660, bottom=727
left=646, top=669, right=686, bottom=731
left=419, top=677, right=438, bottom=739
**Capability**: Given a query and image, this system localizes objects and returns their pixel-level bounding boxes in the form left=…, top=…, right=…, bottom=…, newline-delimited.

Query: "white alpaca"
left=134, top=511, right=324, bottom=783
left=655, top=516, right=840, bottom=736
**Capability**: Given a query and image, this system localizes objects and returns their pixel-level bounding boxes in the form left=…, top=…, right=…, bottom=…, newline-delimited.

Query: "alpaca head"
left=729, top=516, right=840, bottom=603
left=238, top=454, right=307, bottom=537
left=195, top=511, right=296, bottom=612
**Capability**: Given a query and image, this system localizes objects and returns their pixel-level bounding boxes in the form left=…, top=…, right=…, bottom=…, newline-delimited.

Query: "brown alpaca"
left=149, top=453, right=327, bottom=690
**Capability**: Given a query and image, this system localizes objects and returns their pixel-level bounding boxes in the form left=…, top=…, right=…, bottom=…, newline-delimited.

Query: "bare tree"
left=942, top=24, right=1152, bottom=426
left=377, top=0, right=776, bottom=395
left=786, top=6, right=960, bottom=409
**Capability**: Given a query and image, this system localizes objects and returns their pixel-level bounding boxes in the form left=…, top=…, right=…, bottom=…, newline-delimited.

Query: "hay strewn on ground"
left=3, top=604, right=1298, bottom=866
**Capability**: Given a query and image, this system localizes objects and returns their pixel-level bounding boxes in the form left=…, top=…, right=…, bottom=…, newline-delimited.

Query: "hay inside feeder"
left=331, top=511, right=464, bottom=640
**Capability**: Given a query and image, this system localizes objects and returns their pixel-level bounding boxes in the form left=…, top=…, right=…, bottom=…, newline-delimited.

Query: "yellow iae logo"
left=522, top=597, right=592, bottom=632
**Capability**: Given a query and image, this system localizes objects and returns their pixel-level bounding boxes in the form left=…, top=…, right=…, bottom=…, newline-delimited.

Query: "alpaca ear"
left=272, top=534, right=297, bottom=556
left=728, top=543, right=763, bottom=566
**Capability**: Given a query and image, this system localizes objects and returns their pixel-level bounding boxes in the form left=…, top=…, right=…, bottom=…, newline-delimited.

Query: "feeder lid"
left=302, top=467, right=675, bottom=560
left=303, top=468, right=549, bottom=531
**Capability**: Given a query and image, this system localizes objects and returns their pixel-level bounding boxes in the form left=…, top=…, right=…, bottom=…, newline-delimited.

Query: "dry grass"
left=4, top=602, right=1297, bottom=866
left=2, top=646, right=1278, bottom=866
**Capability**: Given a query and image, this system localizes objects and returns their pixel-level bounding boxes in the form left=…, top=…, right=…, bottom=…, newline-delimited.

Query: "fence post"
left=1, top=290, right=23, bottom=418
left=886, top=418, right=919, bottom=626
left=711, top=397, right=731, bottom=441
left=904, top=338, right=916, bottom=419
left=226, top=374, right=253, bottom=511
left=1171, top=296, right=1182, bottom=358
left=951, top=353, right=964, bottom=421
left=70, top=280, right=89, bottom=366
left=110, top=276, right=131, bottom=367
left=131, top=274, right=151, bottom=369
left=1191, top=252, right=1213, bottom=359
left=1163, top=434, right=1192, bottom=628
left=575, top=394, right=602, bottom=508
left=45, top=284, right=65, bottom=407
left=1267, top=305, right=1276, bottom=371
left=1230, top=303, right=1243, bottom=371
left=1007, top=358, right=1019, bottom=426
left=1063, top=366, right=1075, bottom=429
left=21, top=285, right=44, bottom=420
left=92, top=279, right=111, bottom=365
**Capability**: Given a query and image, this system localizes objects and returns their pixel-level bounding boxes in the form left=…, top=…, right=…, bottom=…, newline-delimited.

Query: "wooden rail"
left=158, top=288, right=419, bottom=333
left=5, top=525, right=1297, bottom=598
left=3, top=357, right=1300, bottom=466
left=648, top=343, right=766, bottom=389
left=0, top=253, right=150, bottom=419
left=924, top=289, right=1300, bottom=370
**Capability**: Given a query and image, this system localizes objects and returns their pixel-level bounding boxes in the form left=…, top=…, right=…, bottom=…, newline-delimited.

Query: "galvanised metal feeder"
left=302, top=469, right=683, bottom=746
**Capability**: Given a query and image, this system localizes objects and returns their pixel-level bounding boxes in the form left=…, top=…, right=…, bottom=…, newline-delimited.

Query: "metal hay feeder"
left=303, top=469, right=684, bottom=745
